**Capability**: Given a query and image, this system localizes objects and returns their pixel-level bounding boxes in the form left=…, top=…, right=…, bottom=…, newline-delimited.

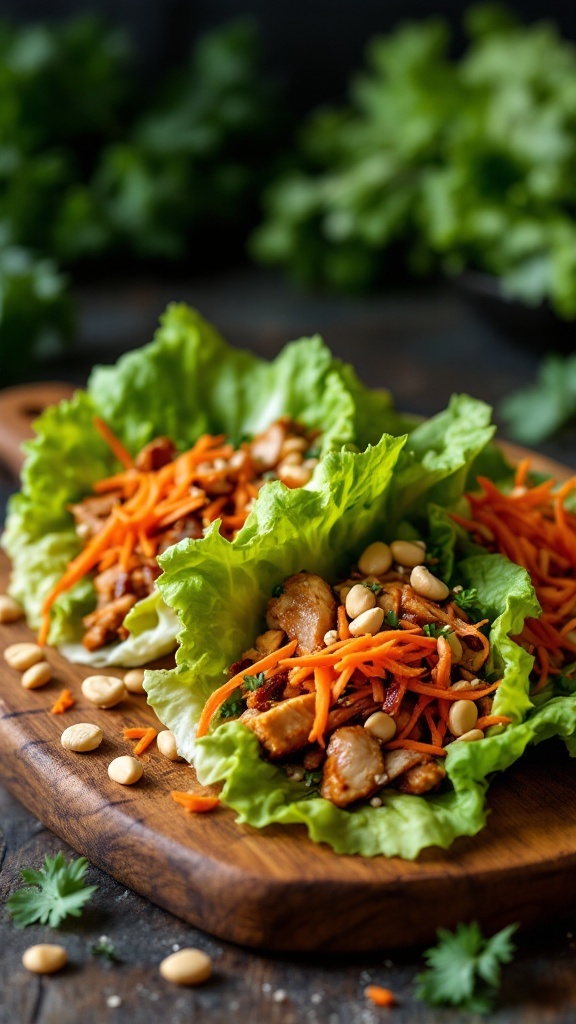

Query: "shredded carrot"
left=94, top=416, right=134, bottom=470
left=40, top=418, right=314, bottom=646
left=337, top=604, right=351, bottom=641
left=170, top=791, right=220, bottom=813
left=308, top=667, right=333, bottom=746
left=385, top=738, right=448, bottom=757
left=476, top=715, right=513, bottom=730
left=364, top=986, right=396, bottom=1008
left=453, top=467, right=576, bottom=687
left=196, top=640, right=298, bottom=737
left=122, top=726, right=157, bottom=755
left=49, top=689, right=75, bottom=714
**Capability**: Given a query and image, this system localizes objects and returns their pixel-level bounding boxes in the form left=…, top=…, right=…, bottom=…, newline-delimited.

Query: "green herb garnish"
left=219, top=690, right=245, bottom=719
left=385, top=610, right=399, bottom=628
left=453, top=588, right=479, bottom=612
left=272, top=583, right=285, bottom=597
left=423, top=623, right=450, bottom=639
left=7, top=852, right=97, bottom=928
left=364, top=581, right=383, bottom=595
left=243, top=672, right=266, bottom=691
left=91, top=936, right=118, bottom=962
left=416, top=922, right=517, bottom=1013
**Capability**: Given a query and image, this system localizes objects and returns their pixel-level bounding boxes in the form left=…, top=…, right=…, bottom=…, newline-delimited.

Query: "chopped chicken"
left=82, top=593, right=137, bottom=651
left=69, top=492, right=122, bottom=539
left=245, top=671, right=288, bottom=711
left=381, top=747, right=425, bottom=782
left=135, top=436, right=176, bottom=472
left=266, top=572, right=337, bottom=654
left=255, top=629, right=286, bottom=657
left=245, top=693, right=316, bottom=759
left=320, top=726, right=385, bottom=808
left=397, top=759, right=446, bottom=795
left=250, top=422, right=286, bottom=470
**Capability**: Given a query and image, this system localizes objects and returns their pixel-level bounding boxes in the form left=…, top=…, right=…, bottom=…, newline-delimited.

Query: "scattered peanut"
left=450, top=678, right=482, bottom=691
left=4, top=642, right=44, bottom=671
left=448, top=700, right=479, bottom=737
left=277, top=464, right=312, bottom=488
left=22, top=944, right=67, bottom=974
left=123, top=668, right=146, bottom=694
left=364, top=711, right=397, bottom=742
left=157, top=730, right=182, bottom=761
left=345, top=584, right=376, bottom=620
left=323, top=629, right=339, bottom=646
left=280, top=436, right=308, bottom=457
left=454, top=728, right=484, bottom=743
left=21, top=661, right=52, bottom=690
left=159, top=948, right=212, bottom=986
left=82, top=675, right=127, bottom=708
left=349, top=606, right=385, bottom=637
left=61, top=722, right=103, bottom=752
left=409, top=565, right=450, bottom=602
left=358, top=542, right=392, bottom=576
left=108, top=755, right=143, bottom=785
left=0, top=595, right=24, bottom=623
left=390, top=539, right=426, bottom=568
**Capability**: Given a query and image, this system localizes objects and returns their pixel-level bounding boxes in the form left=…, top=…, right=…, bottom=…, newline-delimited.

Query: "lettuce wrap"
left=2, top=303, right=408, bottom=665
left=143, top=393, right=570, bottom=859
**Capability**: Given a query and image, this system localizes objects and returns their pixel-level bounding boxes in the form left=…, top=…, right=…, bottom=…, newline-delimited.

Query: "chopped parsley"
left=364, top=581, right=383, bottom=595
left=7, top=852, right=97, bottom=928
left=219, top=690, right=245, bottom=719
left=243, top=672, right=266, bottom=691
left=304, top=769, right=322, bottom=788
left=272, top=583, right=285, bottom=597
left=385, top=610, right=399, bottom=628
left=416, top=922, right=517, bottom=1013
left=91, top=936, right=119, bottom=962
left=454, top=587, right=480, bottom=612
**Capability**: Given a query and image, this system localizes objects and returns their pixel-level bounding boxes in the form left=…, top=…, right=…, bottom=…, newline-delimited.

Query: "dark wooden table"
left=2, top=269, right=576, bottom=1023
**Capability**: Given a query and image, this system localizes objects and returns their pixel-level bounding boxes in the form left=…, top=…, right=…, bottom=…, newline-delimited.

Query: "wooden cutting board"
left=2, top=384, right=576, bottom=952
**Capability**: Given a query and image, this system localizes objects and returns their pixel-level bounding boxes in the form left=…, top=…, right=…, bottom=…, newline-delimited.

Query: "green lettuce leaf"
left=3, top=303, right=399, bottom=653
left=386, top=394, right=496, bottom=525
left=144, top=393, right=543, bottom=857
left=145, top=434, right=407, bottom=757
left=193, top=692, right=576, bottom=859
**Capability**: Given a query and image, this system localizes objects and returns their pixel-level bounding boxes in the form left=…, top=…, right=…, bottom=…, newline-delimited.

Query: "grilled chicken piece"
left=245, top=693, right=316, bottom=759
left=82, top=593, right=137, bottom=651
left=377, top=582, right=404, bottom=619
left=400, top=584, right=452, bottom=626
left=381, top=747, right=425, bottom=782
left=135, top=436, right=176, bottom=472
left=458, top=636, right=488, bottom=674
left=266, top=572, right=337, bottom=654
left=255, top=629, right=286, bottom=657
left=157, top=515, right=204, bottom=554
left=69, top=492, right=122, bottom=539
left=327, top=695, right=376, bottom=731
left=321, top=726, right=385, bottom=808
left=250, top=422, right=286, bottom=470
left=397, top=759, right=446, bottom=795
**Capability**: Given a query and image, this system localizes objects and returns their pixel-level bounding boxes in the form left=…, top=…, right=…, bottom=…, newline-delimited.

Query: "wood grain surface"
left=2, top=534, right=576, bottom=953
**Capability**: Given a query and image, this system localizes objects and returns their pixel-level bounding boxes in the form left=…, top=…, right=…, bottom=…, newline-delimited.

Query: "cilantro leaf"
left=219, top=689, right=245, bottom=719
left=91, top=936, right=119, bottom=962
left=416, top=922, right=517, bottom=1013
left=384, top=610, right=399, bottom=628
left=363, top=581, right=383, bottom=595
left=453, top=587, right=479, bottom=612
left=243, top=672, right=266, bottom=691
left=7, top=852, right=97, bottom=928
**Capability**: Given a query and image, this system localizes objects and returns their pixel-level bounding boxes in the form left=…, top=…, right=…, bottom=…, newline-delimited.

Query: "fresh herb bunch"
left=252, top=3, right=576, bottom=318
left=7, top=852, right=98, bottom=928
left=500, top=354, right=576, bottom=444
left=416, top=921, right=517, bottom=1013
left=0, top=16, right=280, bottom=382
